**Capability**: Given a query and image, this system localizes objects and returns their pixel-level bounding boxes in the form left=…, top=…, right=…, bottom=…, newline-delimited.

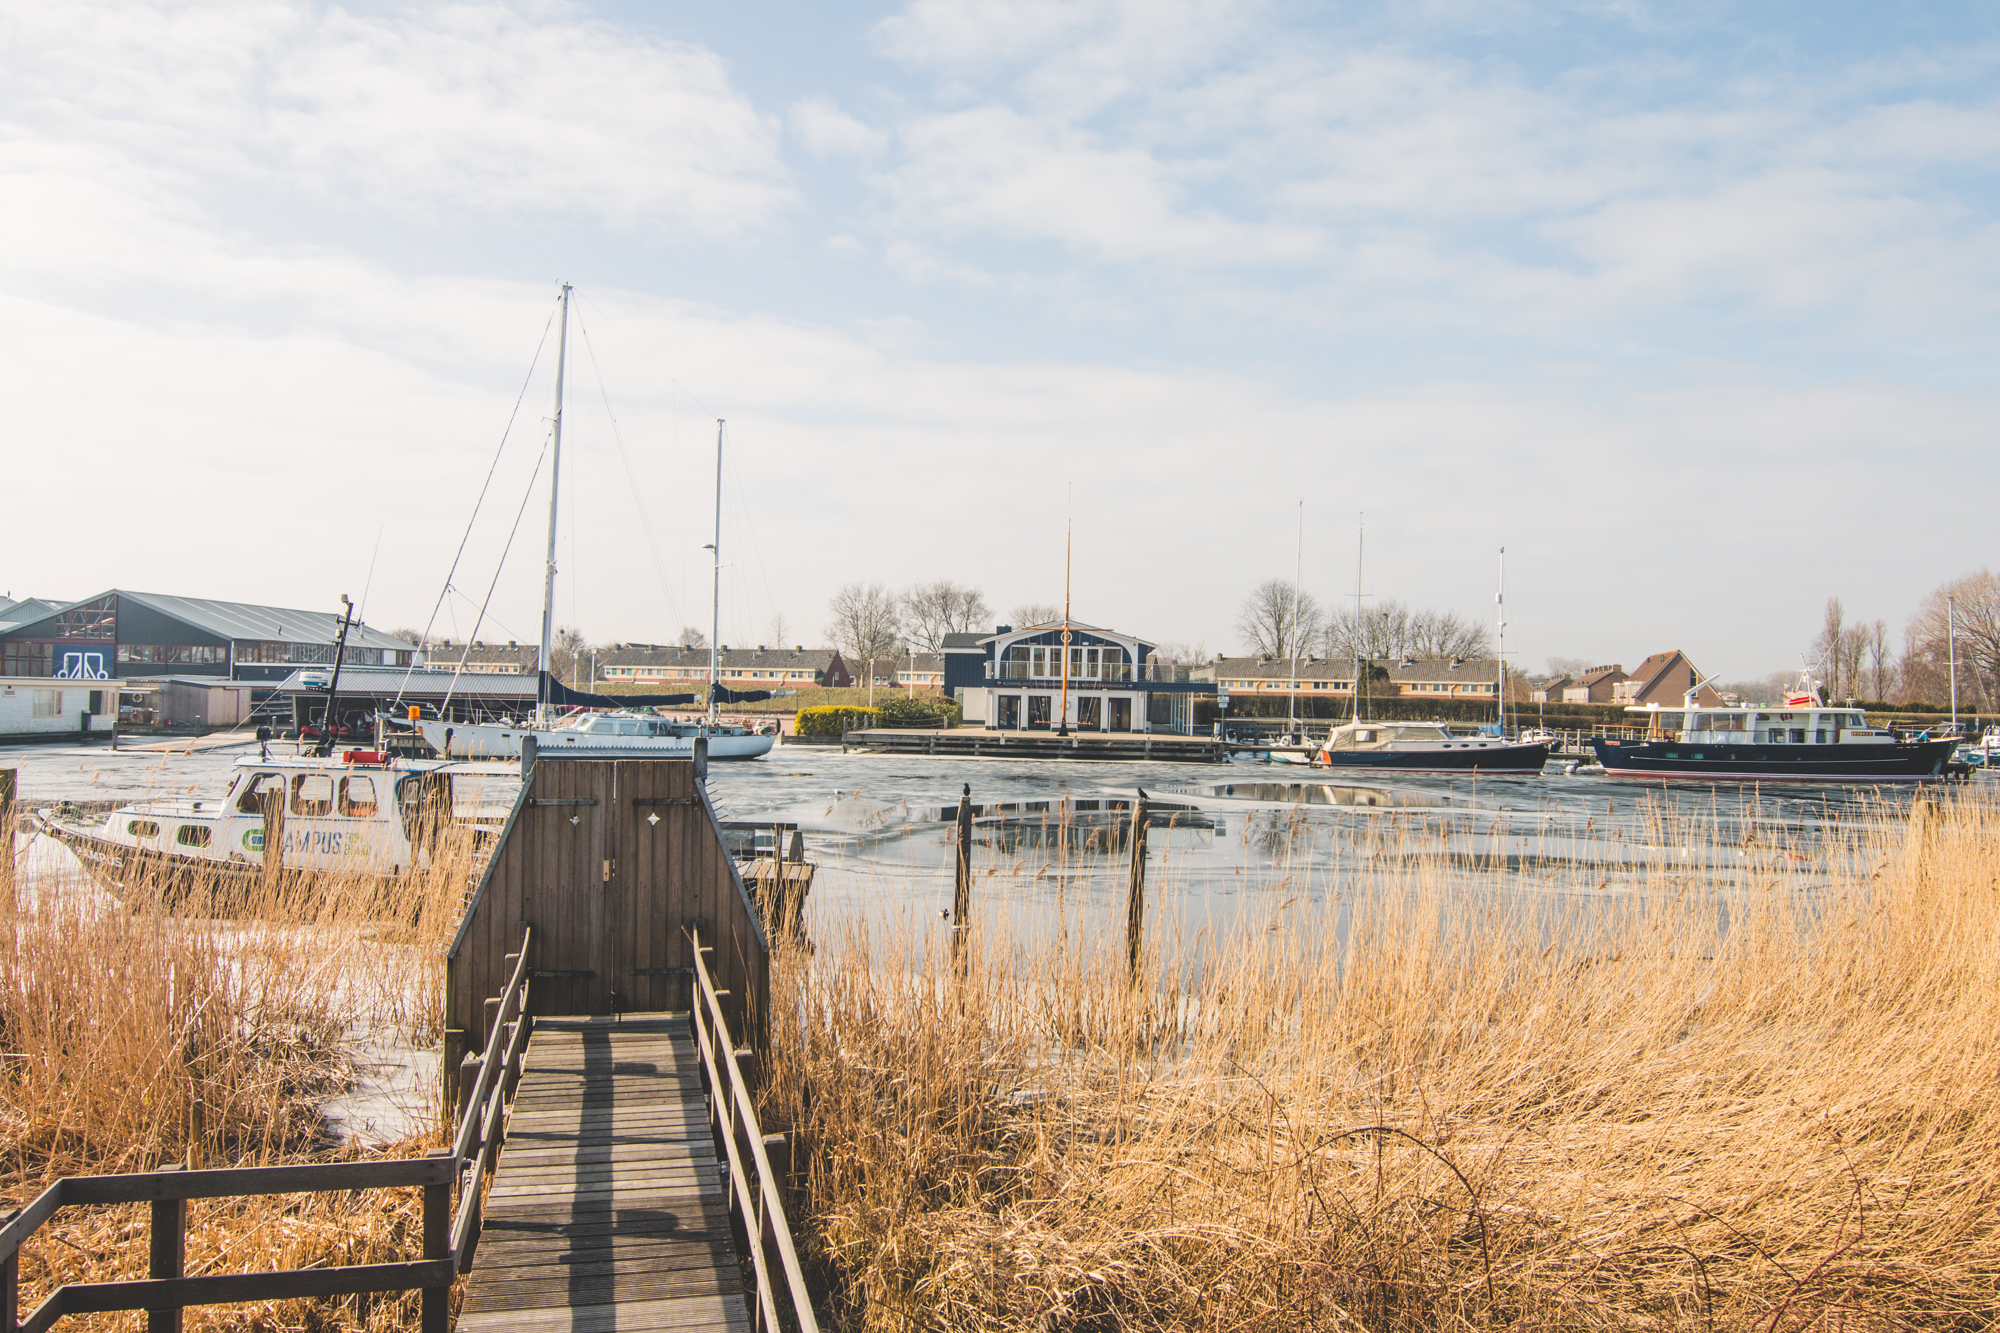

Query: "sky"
left=3, top=0, right=1998, bottom=677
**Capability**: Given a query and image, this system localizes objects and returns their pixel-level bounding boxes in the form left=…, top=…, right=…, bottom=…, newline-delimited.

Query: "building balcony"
left=984, top=661, right=1181, bottom=684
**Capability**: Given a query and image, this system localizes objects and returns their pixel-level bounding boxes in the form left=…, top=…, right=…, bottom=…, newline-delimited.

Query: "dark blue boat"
left=1587, top=698, right=1956, bottom=783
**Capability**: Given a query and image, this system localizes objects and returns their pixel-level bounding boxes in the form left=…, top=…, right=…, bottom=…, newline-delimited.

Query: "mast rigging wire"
left=575, top=307, right=686, bottom=634
left=394, top=297, right=559, bottom=707
left=442, top=435, right=553, bottom=714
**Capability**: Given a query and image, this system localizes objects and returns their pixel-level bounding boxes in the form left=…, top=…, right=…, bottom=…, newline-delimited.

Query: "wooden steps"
left=457, top=1014, right=748, bottom=1332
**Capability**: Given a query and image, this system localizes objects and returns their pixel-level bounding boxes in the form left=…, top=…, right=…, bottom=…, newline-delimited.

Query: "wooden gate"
left=443, top=757, right=770, bottom=1107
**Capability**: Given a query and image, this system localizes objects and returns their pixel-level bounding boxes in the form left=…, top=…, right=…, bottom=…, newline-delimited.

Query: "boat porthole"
left=128, top=819, right=160, bottom=838
left=176, top=826, right=212, bottom=848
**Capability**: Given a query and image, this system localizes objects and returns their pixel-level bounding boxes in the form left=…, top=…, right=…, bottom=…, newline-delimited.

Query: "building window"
left=118, top=645, right=227, bottom=666
left=55, top=596, right=116, bottom=640
left=31, top=688, right=61, bottom=717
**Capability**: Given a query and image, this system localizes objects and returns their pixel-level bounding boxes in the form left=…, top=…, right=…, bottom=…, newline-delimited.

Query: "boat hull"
left=1311, top=743, right=1550, bottom=774
left=34, top=812, right=276, bottom=911
left=1585, top=736, right=1957, bottom=782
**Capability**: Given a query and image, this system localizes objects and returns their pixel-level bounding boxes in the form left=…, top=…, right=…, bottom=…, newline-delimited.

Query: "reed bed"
left=767, top=791, right=2000, bottom=1331
left=0, top=823, right=480, bottom=1331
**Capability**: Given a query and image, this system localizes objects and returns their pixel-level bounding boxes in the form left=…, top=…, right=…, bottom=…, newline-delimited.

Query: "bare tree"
left=765, top=612, right=791, bottom=648
left=902, top=580, right=994, bottom=653
left=1325, top=600, right=1489, bottom=662
left=1009, top=603, right=1061, bottom=627
left=1868, top=619, right=1891, bottom=701
left=551, top=625, right=589, bottom=687
left=826, top=583, right=903, bottom=687
left=1546, top=656, right=1595, bottom=677
left=677, top=626, right=708, bottom=650
left=1836, top=624, right=1870, bottom=701
left=1237, top=579, right=1324, bottom=658
left=1904, top=572, right=2000, bottom=711
left=1817, top=597, right=1846, bottom=695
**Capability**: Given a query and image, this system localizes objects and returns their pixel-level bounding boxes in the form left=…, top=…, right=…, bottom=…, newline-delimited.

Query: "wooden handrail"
left=690, top=929, right=819, bottom=1333
left=0, top=928, right=537, bottom=1333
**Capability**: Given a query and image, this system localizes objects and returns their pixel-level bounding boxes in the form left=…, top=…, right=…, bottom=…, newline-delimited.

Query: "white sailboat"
left=412, top=286, right=773, bottom=762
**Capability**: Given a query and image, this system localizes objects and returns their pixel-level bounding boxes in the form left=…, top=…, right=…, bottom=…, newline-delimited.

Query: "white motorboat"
left=416, top=711, right=775, bottom=760
left=33, top=749, right=520, bottom=902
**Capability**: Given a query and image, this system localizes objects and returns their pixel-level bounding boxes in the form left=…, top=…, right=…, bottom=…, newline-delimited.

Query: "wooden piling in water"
left=952, top=784, right=973, bottom=975
left=1126, top=787, right=1149, bottom=980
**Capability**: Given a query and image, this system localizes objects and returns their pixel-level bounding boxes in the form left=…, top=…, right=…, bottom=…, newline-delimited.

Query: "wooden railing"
left=0, top=929, right=536, bottom=1333
left=690, top=930, right=819, bottom=1333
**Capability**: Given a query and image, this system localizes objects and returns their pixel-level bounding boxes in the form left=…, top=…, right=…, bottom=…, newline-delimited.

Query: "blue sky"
left=4, top=1, right=1997, bottom=675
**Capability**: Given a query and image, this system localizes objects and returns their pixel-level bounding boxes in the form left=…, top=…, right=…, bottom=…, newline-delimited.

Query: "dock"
left=457, top=1014, right=746, bottom=1331
left=842, top=727, right=1227, bottom=762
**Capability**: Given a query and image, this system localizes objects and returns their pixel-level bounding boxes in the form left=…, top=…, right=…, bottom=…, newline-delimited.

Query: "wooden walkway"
left=457, top=1014, right=748, bottom=1332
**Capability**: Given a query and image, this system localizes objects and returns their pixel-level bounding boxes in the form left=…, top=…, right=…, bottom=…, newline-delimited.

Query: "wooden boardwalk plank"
left=459, top=1012, right=749, bottom=1326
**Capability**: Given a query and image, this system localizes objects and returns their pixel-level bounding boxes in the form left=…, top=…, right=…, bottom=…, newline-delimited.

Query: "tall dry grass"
left=767, top=792, right=2000, bottom=1331
left=0, top=821, right=481, bottom=1331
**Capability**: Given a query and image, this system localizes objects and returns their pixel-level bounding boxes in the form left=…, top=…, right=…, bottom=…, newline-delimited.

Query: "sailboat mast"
left=1351, top=516, right=1365, bottom=724
left=1496, top=546, right=1507, bottom=736
left=1058, top=521, right=1072, bottom=737
left=709, top=419, right=724, bottom=726
left=1288, top=500, right=1302, bottom=737
left=536, top=282, right=571, bottom=722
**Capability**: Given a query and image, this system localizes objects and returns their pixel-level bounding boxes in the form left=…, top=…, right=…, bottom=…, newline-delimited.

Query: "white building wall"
left=0, top=679, right=113, bottom=737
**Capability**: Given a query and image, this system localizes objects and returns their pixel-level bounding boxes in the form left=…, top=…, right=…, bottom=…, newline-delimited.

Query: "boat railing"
left=0, top=929, right=536, bottom=1333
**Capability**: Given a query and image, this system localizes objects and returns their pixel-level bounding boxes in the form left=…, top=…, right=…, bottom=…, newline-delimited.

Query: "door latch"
left=602, top=857, right=615, bottom=883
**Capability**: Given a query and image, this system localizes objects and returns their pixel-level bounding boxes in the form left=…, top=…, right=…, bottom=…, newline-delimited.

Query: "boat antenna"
left=708, top=418, right=724, bottom=728
left=1288, top=499, right=1302, bottom=742
left=1496, top=546, right=1507, bottom=737
left=536, top=281, right=571, bottom=725
left=1058, top=518, right=1072, bottom=737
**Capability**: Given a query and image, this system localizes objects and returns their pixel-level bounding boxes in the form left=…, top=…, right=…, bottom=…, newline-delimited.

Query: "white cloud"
left=789, top=96, right=887, bottom=159
left=0, top=1, right=793, bottom=234
left=849, top=2, right=2000, bottom=351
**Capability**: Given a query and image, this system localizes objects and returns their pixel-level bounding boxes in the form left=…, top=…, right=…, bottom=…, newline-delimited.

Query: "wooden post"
left=952, top=785, right=972, bottom=975
left=1125, top=788, right=1150, bottom=982
left=1, top=1246, right=17, bottom=1333
left=260, top=789, right=284, bottom=886
left=147, top=1163, right=185, bottom=1333
left=0, top=768, right=15, bottom=926
left=423, top=1148, right=451, bottom=1333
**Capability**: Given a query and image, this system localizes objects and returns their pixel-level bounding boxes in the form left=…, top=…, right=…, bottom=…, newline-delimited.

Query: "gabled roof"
left=114, top=590, right=415, bottom=651
left=1625, top=651, right=1680, bottom=686
left=1576, top=664, right=1627, bottom=687
left=599, top=645, right=843, bottom=670
left=1210, top=656, right=1501, bottom=683
left=980, top=619, right=1157, bottom=648
left=0, top=597, right=66, bottom=632
left=940, top=633, right=985, bottom=651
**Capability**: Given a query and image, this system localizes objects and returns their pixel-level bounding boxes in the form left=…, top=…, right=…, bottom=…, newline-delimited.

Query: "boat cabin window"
left=236, top=773, right=285, bottom=814
left=291, top=774, right=334, bottom=817
left=176, top=825, right=211, bottom=848
left=340, top=775, right=378, bottom=818
left=127, top=819, right=159, bottom=838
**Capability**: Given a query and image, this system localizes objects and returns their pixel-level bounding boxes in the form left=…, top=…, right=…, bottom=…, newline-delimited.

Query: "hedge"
left=795, top=705, right=882, bottom=737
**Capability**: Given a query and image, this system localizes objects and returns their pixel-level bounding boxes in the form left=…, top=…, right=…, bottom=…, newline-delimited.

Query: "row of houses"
left=1530, top=652, right=1722, bottom=709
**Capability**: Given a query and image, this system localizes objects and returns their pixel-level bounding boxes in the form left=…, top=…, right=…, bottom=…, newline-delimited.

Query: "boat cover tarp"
left=540, top=672, right=696, bottom=709
left=711, top=685, right=773, bottom=704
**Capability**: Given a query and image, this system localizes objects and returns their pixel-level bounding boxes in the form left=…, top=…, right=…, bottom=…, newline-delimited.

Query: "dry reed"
left=0, top=819, right=482, bottom=1331
left=767, top=791, right=2000, bottom=1331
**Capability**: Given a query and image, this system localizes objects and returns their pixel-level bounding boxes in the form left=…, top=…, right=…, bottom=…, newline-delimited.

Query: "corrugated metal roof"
left=0, top=597, right=66, bottom=632
left=116, top=590, right=415, bottom=651
left=271, top=667, right=539, bottom=699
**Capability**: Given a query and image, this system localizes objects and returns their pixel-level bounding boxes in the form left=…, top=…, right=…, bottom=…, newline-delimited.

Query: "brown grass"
left=766, top=792, right=2000, bottom=1331
left=0, top=823, right=479, bottom=1331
